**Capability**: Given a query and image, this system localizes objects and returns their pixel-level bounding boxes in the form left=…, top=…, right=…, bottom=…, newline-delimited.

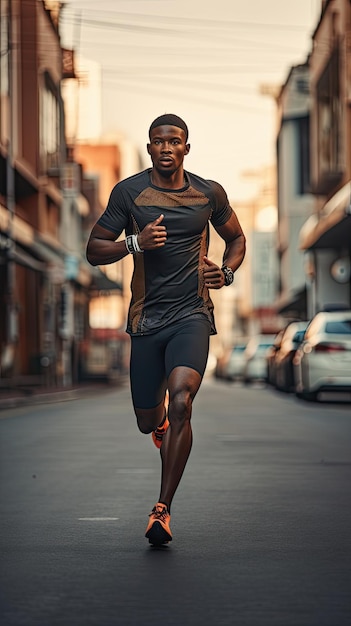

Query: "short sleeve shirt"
left=97, top=168, right=233, bottom=335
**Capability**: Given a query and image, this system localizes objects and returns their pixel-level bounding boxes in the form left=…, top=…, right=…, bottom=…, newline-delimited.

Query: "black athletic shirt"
left=97, top=168, right=233, bottom=336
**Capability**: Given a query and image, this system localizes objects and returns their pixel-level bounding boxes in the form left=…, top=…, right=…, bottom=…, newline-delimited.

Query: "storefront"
left=299, top=182, right=351, bottom=316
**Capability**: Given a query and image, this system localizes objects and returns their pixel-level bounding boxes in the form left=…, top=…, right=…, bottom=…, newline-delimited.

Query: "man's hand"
left=138, top=214, right=167, bottom=250
left=203, top=256, right=225, bottom=289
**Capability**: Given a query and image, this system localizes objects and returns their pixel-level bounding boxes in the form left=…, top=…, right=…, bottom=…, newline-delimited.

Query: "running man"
left=86, top=113, right=246, bottom=546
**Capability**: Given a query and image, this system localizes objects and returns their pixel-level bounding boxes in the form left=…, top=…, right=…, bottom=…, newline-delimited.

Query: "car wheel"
left=286, top=363, right=294, bottom=393
left=301, top=389, right=318, bottom=402
left=276, top=365, right=287, bottom=391
left=279, top=369, right=288, bottom=393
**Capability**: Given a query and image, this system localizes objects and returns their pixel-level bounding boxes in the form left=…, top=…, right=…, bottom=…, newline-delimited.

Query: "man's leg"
left=144, top=367, right=201, bottom=546
left=159, top=365, right=202, bottom=509
left=134, top=402, right=165, bottom=435
left=129, top=333, right=167, bottom=434
left=157, top=317, right=210, bottom=512
left=131, top=319, right=210, bottom=544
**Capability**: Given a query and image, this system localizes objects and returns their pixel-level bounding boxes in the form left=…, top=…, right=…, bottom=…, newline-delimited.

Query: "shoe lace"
left=150, top=504, right=168, bottom=521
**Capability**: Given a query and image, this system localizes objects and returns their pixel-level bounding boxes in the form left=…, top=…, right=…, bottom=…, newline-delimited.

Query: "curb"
left=0, top=380, right=128, bottom=413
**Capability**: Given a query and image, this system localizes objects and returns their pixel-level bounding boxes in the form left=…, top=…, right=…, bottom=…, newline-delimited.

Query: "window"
left=325, top=321, right=351, bottom=334
left=0, top=0, right=9, bottom=97
left=40, top=72, right=61, bottom=172
left=232, top=345, right=246, bottom=354
left=297, top=115, right=310, bottom=195
left=316, top=47, right=343, bottom=192
left=293, top=330, right=305, bottom=344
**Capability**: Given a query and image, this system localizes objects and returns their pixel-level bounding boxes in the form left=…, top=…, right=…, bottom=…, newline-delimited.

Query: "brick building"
left=0, top=1, right=94, bottom=389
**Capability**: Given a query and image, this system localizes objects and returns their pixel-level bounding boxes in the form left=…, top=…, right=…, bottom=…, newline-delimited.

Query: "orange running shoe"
left=145, top=502, right=172, bottom=545
left=151, top=415, right=169, bottom=449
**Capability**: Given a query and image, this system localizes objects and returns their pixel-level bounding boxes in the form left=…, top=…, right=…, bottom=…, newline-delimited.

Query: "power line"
left=58, top=26, right=308, bottom=56
left=62, top=14, right=311, bottom=46
left=101, top=75, right=272, bottom=114
left=100, top=65, right=283, bottom=75
left=61, top=8, right=313, bottom=32
left=102, top=71, right=262, bottom=94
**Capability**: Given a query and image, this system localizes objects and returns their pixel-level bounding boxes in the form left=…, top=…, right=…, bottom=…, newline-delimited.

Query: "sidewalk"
left=0, top=378, right=127, bottom=413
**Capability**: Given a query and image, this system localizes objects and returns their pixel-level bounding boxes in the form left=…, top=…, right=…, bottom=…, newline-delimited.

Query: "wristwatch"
left=221, top=265, right=234, bottom=286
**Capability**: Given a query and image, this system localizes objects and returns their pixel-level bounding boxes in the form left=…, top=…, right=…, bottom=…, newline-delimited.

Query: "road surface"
left=1, top=379, right=350, bottom=625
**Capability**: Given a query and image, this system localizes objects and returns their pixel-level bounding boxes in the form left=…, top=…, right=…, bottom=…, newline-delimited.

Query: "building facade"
left=299, top=0, right=351, bottom=315
left=0, top=0, right=94, bottom=389
left=275, top=64, right=315, bottom=319
left=273, top=0, right=350, bottom=321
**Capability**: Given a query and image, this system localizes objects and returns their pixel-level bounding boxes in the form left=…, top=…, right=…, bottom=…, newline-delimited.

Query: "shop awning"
left=299, top=181, right=351, bottom=250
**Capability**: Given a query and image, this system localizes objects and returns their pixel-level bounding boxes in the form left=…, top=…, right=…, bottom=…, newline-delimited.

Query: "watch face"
left=222, top=266, right=234, bottom=285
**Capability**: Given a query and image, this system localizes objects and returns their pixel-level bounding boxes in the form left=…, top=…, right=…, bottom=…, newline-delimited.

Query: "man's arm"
left=203, top=212, right=246, bottom=289
left=216, top=211, right=246, bottom=272
left=86, top=224, right=129, bottom=267
left=86, top=215, right=168, bottom=267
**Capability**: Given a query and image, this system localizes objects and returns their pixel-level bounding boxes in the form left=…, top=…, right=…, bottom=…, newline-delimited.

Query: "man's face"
left=147, top=125, right=190, bottom=177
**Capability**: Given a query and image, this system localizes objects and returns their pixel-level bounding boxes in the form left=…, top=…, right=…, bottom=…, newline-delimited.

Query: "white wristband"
left=125, top=234, right=143, bottom=254
left=133, top=234, right=143, bottom=253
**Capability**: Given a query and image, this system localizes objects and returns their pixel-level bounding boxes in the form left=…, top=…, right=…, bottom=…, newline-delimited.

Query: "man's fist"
left=203, top=256, right=225, bottom=289
left=138, top=214, right=167, bottom=250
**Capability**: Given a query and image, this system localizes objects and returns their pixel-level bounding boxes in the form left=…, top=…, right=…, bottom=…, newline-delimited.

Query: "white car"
left=242, top=335, right=276, bottom=384
left=294, top=310, right=351, bottom=401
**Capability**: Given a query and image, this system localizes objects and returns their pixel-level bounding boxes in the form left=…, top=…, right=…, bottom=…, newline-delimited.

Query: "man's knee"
left=170, top=389, right=192, bottom=424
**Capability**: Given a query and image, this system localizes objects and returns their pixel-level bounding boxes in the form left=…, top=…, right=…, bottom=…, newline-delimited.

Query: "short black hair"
left=149, top=114, right=188, bottom=141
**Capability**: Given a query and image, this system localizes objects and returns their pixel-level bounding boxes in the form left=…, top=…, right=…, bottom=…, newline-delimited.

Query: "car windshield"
left=293, top=330, right=305, bottom=343
left=257, top=344, right=272, bottom=352
left=325, top=320, right=351, bottom=334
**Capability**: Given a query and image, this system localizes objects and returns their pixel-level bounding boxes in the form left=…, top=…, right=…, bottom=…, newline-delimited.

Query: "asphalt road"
left=1, top=379, right=350, bottom=626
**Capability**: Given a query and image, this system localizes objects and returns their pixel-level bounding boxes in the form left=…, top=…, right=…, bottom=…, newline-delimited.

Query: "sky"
left=60, top=0, right=322, bottom=201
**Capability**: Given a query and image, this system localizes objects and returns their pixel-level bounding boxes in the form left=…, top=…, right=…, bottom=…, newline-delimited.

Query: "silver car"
left=294, top=310, right=351, bottom=401
left=243, top=335, right=276, bottom=384
left=225, top=344, right=247, bottom=381
left=266, top=330, right=284, bottom=387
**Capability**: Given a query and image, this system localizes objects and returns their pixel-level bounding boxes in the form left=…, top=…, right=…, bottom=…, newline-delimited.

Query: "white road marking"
left=78, top=517, right=119, bottom=521
left=116, top=468, right=155, bottom=473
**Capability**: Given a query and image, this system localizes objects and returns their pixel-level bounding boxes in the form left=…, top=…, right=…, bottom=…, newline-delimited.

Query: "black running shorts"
left=130, top=316, right=211, bottom=409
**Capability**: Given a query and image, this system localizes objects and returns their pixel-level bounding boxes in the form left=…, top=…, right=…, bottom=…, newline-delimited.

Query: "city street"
left=0, top=379, right=350, bottom=626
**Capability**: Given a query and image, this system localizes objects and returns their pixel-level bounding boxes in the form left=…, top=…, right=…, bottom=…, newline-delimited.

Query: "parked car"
left=242, top=335, right=276, bottom=384
left=293, top=310, right=351, bottom=401
left=214, top=342, right=247, bottom=381
left=266, top=330, right=283, bottom=386
left=214, top=349, right=229, bottom=380
left=225, top=343, right=247, bottom=381
left=274, top=321, right=308, bottom=392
